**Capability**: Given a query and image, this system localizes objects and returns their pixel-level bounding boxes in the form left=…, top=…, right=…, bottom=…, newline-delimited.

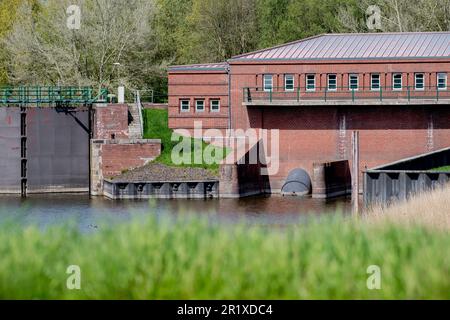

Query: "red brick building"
left=169, top=32, right=450, bottom=194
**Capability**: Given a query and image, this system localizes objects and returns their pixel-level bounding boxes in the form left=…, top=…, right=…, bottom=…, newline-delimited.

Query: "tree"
left=180, top=0, right=259, bottom=63
left=337, top=0, right=450, bottom=32
left=0, top=0, right=40, bottom=85
left=4, top=0, right=156, bottom=92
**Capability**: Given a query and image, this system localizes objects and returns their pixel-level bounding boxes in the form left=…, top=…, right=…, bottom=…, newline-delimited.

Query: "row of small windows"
left=180, top=99, right=220, bottom=112
left=263, top=73, right=448, bottom=92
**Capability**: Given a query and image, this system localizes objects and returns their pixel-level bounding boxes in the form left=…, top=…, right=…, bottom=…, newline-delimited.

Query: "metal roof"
left=230, top=32, right=450, bottom=61
left=169, top=62, right=228, bottom=72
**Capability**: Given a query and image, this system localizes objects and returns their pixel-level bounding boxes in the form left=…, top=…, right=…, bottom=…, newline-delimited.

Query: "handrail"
left=0, top=86, right=109, bottom=106
left=243, top=85, right=449, bottom=103
left=135, top=90, right=144, bottom=138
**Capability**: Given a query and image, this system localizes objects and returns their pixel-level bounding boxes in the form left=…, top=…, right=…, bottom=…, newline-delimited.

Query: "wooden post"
left=352, top=131, right=360, bottom=216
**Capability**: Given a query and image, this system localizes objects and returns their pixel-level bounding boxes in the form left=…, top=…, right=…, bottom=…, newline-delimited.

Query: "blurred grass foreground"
left=0, top=208, right=448, bottom=299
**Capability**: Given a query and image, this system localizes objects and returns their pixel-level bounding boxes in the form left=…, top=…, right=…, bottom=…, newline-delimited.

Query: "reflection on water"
left=0, top=194, right=351, bottom=231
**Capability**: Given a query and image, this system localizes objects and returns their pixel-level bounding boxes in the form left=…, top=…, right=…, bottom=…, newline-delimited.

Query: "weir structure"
left=0, top=86, right=108, bottom=197
left=168, top=32, right=450, bottom=200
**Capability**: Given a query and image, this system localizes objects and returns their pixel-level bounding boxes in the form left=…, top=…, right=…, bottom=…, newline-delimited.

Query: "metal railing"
left=0, top=86, right=109, bottom=106
left=243, top=86, right=450, bottom=103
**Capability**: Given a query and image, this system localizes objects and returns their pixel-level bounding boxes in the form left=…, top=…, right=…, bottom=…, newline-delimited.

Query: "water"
left=0, top=194, right=351, bottom=231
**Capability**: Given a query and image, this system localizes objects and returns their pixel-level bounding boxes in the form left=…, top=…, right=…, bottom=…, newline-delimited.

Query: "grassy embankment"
left=0, top=187, right=449, bottom=299
left=430, top=166, right=450, bottom=172
left=142, top=109, right=227, bottom=174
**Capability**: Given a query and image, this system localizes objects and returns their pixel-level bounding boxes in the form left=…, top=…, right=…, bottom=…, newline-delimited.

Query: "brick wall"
left=95, top=104, right=129, bottom=139
left=168, top=58, right=450, bottom=196
left=229, top=60, right=450, bottom=132
left=90, top=139, right=161, bottom=195
left=258, top=105, right=450, bottom=193
left=168, top=70, right=229, bottom=133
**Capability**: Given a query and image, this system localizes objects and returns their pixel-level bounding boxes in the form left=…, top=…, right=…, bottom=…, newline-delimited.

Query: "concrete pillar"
left=118, top=86, right=125, bottom=104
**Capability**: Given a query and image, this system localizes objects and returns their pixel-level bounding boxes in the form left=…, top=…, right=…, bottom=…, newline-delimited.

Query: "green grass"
left=142, top=109, right=228, bottom=174
left=429, top=166, right=450, bottom=172
left=0, top=216, right=448, bottom=299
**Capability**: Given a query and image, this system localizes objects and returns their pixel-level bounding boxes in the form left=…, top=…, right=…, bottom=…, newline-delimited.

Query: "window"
left=349, top=74, right=359, bottom=91
left=263, top=74, right=273, bottom=92
left=195, top=100, right=205, bottom=112
left=415, top=73, right=424, bottom=90
left=180, top=100, right=190, bottom=112
left=327, top=74, right=337, bottom=91
left=210, top=100, right=220, bottom=112
left=437, top=73, right=447, bottom=90
left=371, top=74, right=380, bottom=91
left=306, top=74, right=315, bottom=91
left=393, top=73, right=402, bottom=90
left=285, top=75, right=294, bottom=91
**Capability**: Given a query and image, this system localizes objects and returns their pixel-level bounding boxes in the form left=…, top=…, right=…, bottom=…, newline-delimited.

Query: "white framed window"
left=327, top=74, right=337, bottom=91
left=415, top=73, right=424, bottom=90
left=306, top=74, right=315, bottom=91
left=263, top=74, right=273, bottom=92
left=195, top=100, right=205, bottom=112
left=437, top=73, right=447, bottom=90
left=371, top=74, right=380, bottom=91
left=210, top=99, right=220, bottom=112
left=349, top=74, right=359, bottom=91
left=392, top=73, right=402, bottom=91
left=285, top=74, right=294, bottom=91
left=180, top=99, right=190, bottom=112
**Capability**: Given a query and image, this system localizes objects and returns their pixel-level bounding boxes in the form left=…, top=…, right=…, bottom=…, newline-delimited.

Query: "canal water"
left=0, top=194, right=351, bottom=231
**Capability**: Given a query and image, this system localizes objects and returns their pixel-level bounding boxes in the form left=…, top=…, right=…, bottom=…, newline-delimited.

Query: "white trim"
left=392, top=73, right=402, bottom=91
left=263, top=74, right=273, bottom=92
left=371, top=73, right=381, bottom=91
left=415, top=73, right=425, bottom=91
left=327, top=74, right=337, bottom=91
left=180, top=99, right=190, bottom=112
left=195, top=99, right=205, bottom=112
left=284, top=74, right=294, bottom=91
left=210, top=99, right=220, bottom=112
left=349, top=74, right=359, bottom=91
left=306, top=74, right=316, bottom=92
left=437, top=73, right=447, bottom=90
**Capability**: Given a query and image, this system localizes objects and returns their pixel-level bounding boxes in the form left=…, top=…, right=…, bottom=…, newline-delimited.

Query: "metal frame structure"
left=0, top=86, right=108, bottom=197
left=0, top=86, right=108, bottom=106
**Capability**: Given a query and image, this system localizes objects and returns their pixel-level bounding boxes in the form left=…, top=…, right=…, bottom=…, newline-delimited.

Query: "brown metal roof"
left=230, top=32, right=450, bottom=61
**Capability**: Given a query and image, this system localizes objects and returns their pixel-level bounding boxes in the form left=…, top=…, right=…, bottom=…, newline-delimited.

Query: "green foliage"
left=142, top=109, right=227, bottom=173
left=0, top=0, right=448, bottom=89
left=429, top=166, right=450, bottom=172
left=0, top=216, right=448, bottom=299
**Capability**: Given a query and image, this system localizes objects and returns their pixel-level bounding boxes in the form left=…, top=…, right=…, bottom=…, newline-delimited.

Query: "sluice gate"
left=0, top=86, right=108, bottom=196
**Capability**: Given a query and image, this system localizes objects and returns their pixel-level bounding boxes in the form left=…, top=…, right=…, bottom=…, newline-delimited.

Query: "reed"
left=0, top=214, right=448, bottom=299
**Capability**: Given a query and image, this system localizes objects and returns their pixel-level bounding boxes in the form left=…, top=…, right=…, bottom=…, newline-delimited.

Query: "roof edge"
left=169, top=62, right=229, bottom=72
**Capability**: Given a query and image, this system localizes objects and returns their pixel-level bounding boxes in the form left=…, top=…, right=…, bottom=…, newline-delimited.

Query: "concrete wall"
left=219, top=140, right=270, bottom=198
left=90, top=139, right=161, bottom=195
left=312, top=160, right=351, bottom=199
